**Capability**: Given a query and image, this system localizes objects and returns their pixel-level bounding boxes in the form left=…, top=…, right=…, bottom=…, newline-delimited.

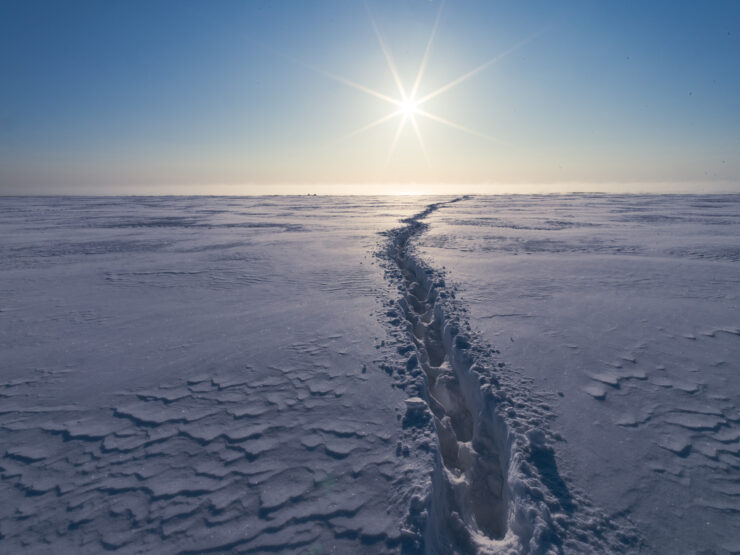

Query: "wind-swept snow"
left=1, top=194, right=737, bottom=553
left=417, top=194, right=740, bottom=554
left=380, top=199, right=637, bottom=553
left=0, top=196, right=436, bottom=553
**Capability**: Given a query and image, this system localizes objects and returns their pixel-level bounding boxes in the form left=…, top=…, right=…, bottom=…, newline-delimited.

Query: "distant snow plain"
left=0, top=194, right=738, bottom=554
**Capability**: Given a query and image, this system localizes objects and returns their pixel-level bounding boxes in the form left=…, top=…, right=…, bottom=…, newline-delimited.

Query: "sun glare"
left=401, top=98, right=417, bottom=117
left=302, top=3, right=537, bottom=168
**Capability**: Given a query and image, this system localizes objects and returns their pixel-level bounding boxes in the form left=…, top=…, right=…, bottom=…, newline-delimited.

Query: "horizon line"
left=3, top=191, right=740, bottom=198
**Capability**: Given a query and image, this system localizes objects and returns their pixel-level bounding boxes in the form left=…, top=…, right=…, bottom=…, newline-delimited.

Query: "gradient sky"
left=1, top=0, right=738, bottom=195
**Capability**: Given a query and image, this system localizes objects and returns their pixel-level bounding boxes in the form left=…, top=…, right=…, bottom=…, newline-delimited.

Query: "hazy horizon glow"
left=1, top=0, right=739, bottom=195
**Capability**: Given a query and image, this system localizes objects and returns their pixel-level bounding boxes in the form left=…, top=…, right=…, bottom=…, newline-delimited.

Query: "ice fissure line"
left=380, top=198, right=636, bottom=554
left=383, top=198, right=512, bottom=552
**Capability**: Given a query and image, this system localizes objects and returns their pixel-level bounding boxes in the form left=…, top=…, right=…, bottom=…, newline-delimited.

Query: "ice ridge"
left=380, top=198, right=640, bottom=554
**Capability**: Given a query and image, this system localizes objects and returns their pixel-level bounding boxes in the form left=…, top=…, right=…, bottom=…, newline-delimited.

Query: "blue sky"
left=1, top=0, right=738, bottom=194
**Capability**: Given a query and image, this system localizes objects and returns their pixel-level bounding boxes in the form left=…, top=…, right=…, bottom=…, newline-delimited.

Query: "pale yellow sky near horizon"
left=2, top=2, right=739, bottom=196
left=4, top=181, right=737, bottom=197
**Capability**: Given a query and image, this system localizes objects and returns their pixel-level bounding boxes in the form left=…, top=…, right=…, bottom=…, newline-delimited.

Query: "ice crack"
left=379, top=198, right=637, bottom=554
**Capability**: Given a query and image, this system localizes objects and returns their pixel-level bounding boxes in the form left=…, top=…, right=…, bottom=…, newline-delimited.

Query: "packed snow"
left=0, top=196, right=437, bottom=553
left=417, top=194, right=740, bottom=554
left=1, top=194, right=738, bottom=553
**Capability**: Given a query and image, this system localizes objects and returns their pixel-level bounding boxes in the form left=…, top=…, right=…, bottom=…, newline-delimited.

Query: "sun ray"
left=311, top=66, right=401, bottom=107
left=416, top=108, right=509, bottom=145
left=409, top=114, right=431, bottom=168
left=260, top=4, right=531, bottom=165
left=338, top=110, right=402, bottom=142
left=417, top=31, right=540, bottom=106
left=410, top=0, right=445, bottom=99
left=366, top=4, right=407, bottom=99
left=254, top=40, right=401, bottom=107
left=385, top=114, right=408, bottom=167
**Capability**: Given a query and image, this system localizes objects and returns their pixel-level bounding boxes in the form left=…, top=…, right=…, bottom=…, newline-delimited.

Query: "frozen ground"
left=0, top=196, right=439, bottom=553
left=0, top=194, right=738, bottom=553
left=417, top=194, right=740, bottom=554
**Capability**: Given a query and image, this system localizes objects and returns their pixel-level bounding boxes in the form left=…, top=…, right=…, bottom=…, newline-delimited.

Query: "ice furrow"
left=381, top=198, right=638, bottom=554
left=384, top=199, right=511, bottom=552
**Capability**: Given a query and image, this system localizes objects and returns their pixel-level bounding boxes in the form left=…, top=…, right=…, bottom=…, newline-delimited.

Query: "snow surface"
left=1, top=194, right=738, bottom=553
left=0, top=196, right=438, bottom=553
left=417, top=194, right=740, bottom=554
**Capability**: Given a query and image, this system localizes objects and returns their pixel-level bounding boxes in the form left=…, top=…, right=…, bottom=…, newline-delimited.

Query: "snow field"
left=0, top=196, right=435, bottom=553
left=417, top=194, right=740, bottom=554
left=2, top=194, right=736, bottom=553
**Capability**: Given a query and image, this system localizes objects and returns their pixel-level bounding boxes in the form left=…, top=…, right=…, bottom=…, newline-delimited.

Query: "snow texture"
left=1, top=194, right=738, bottom=554
left=380, top=199, right=637, bottom=553
left=0, top=196, right=436, bottom=554
left=417, top=194, right=740, bottom=554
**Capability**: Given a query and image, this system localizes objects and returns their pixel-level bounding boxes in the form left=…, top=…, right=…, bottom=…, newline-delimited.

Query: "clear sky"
left=1, top=0, right=738, bottom=195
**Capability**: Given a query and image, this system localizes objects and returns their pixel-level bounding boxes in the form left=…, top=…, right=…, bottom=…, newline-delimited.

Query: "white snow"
left=417, top=194, right=740, bottom=554
left=0, top=196, right=435, bottom=553
left=1, top=194, right=738, bottom=553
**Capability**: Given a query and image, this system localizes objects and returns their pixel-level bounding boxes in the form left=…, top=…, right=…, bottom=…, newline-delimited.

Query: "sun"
left=400, top=97, right=418, bottom=118
left=293, top=3, right=537, bottom=167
